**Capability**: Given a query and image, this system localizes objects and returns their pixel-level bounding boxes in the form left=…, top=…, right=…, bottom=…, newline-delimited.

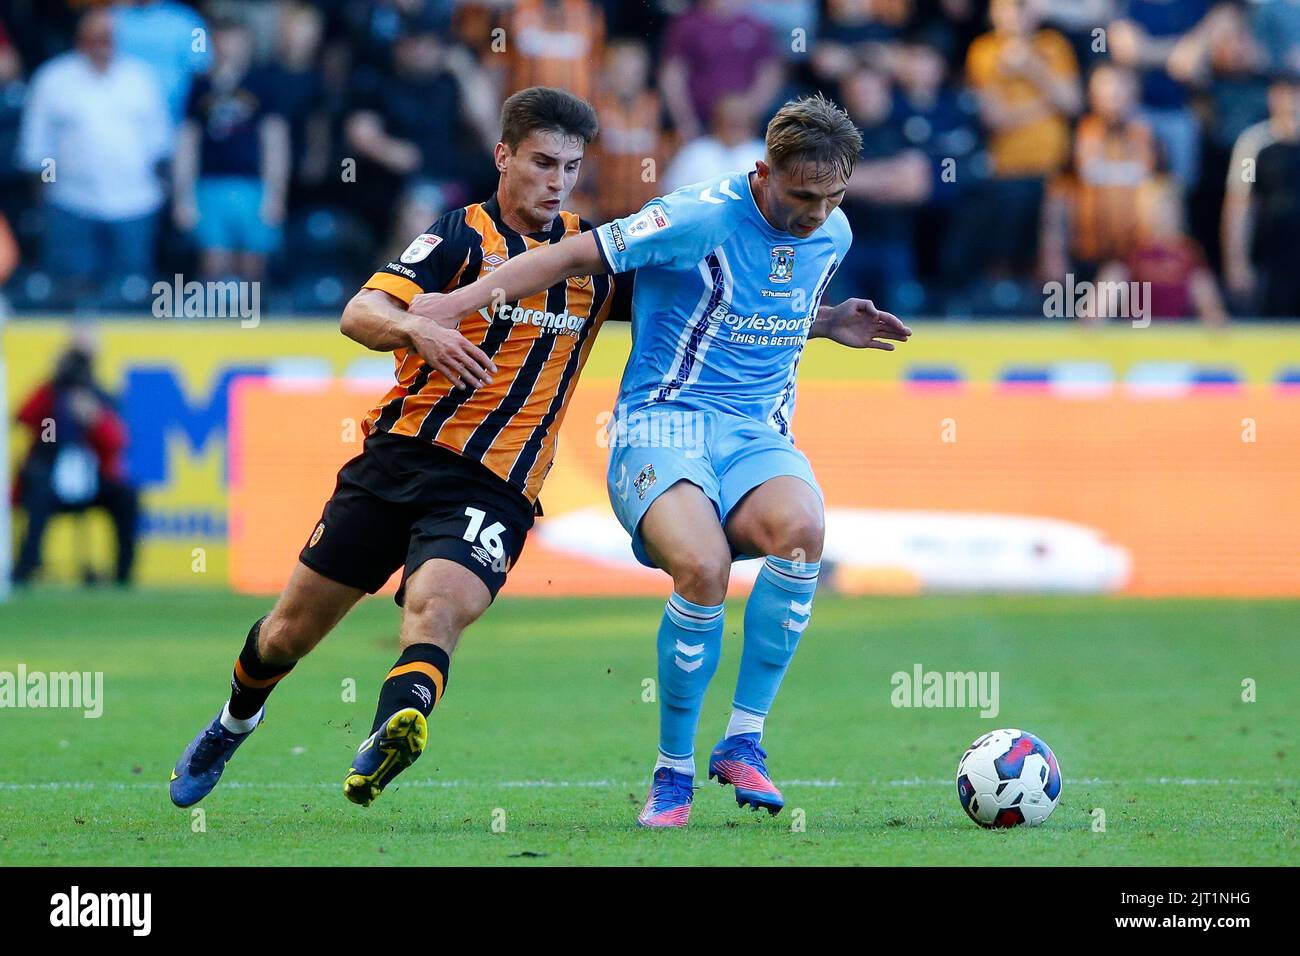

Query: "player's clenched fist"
left=407, top=292, right=497, bottom=390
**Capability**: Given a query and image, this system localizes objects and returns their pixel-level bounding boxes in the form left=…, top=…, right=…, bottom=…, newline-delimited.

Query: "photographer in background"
left=12, top=344, right=140, bottom=588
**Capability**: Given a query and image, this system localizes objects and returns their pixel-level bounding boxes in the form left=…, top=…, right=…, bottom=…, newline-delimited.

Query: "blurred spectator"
left=892, top=34, right=981, bottom=296
left=12, top=343, right=140, bottom=587
left=344, top=27, right=496, bottom=251
left=749, top=0, right=819, bottom=60
left=663, top=94, right=766, bottom=191
left=507, top=0, right=604, bottom=102
left=1094, top=177, right=1227, bottom=324
left=586, top=39, right=671, bottom=221
left=111, top=0, right=210, bottom=127
left=1109, top=0, right=1213, bottom=188
left=834, top=64, right=931, bottom=309
left=172, top=18, right=289, bottom=283
left=814, top=0, right=981, bottom=70
left=341, top=0, right=456, bottom=72
left=1171, top=3, right=1268, bottom=149
left=813, top=1, right=906, bottom=87
left=821, top=0, right=915, bottom=48
left=1172, top=3, right=1269, bottom=268
left=660, top=0, right=784, bottom=143
left=895, top=33, right=981, bottom=165
left=965, top=0, right=1081, bottom=278
left=1048, top=65, right=1156, bottom=278
left=1030, top=0, right=1116, bottom=67
left=263, top=2, right=332, bottom=202
left=1249, top=0, right=1300, bottom=73
left=921, top=0, right=986, bottom=61
left=17, top=7, right=171, bottom=303
left=1222, top=72, right=1300, bottom=316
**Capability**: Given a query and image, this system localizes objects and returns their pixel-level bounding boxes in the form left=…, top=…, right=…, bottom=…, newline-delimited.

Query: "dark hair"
left=54, top=348, right=94, bottom=389
left=500, top=86, right=599, bottom=151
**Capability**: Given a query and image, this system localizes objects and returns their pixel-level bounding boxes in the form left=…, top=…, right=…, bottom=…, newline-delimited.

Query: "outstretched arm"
left=811, top=298, right=913, bottom=351
left=340, top=288, right=497, bottom=390
left=407, top=232, right=607, bottom=326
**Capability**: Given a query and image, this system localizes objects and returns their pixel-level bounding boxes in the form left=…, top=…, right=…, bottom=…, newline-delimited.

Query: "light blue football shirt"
left=594, top=169, right=851, bottom=435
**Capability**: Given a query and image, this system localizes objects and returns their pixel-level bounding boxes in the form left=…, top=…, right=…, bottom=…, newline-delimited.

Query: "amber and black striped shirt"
left=360, top=196, right=623, bottom=504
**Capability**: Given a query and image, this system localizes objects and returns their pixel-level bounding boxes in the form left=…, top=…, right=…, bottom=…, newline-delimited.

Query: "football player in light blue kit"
left=408, top=94, right=912, bottom=827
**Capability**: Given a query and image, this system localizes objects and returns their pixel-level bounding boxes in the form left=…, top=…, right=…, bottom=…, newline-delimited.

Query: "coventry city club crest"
left=769, top=245, right=794, bottom=283
left=634, top=464, right=657, bottom=500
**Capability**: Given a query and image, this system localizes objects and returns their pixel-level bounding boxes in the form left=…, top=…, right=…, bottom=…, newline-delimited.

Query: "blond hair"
left=765, top=93, right=862, bottom=183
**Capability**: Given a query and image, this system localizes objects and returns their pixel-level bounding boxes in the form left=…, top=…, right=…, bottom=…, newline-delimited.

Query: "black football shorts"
left=298, top=430, right=535, bottom=603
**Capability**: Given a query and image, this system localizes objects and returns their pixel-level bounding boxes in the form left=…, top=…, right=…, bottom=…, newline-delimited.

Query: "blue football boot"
left=636, top=767, right=694, bottom=828
left=708, top=733, right=784, bottom=814
left=169, top=708, right=263, bottom=807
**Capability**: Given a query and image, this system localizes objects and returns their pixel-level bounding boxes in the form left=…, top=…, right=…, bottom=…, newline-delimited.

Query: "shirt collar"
left=484, top=193, right=562, bottom=243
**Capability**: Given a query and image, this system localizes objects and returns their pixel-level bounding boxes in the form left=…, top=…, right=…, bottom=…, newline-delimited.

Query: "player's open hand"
left=406, top=293, right=496, bottom=390
left=813, top=298, right=913, bottom=351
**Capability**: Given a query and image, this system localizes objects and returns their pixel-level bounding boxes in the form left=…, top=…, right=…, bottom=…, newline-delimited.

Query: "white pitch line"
left=0, top=777, right=1294, bottom=792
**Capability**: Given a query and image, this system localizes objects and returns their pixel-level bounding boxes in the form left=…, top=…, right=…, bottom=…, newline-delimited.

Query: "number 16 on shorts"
left=463, top=507, right=509, bottom=573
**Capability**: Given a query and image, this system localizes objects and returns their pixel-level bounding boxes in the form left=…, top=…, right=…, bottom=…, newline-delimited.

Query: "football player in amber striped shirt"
left=169, top=87, right=628, bottom=811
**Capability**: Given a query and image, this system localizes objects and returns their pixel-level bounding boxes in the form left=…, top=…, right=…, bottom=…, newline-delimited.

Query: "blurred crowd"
left=1, top=0, right=1299, bottom=320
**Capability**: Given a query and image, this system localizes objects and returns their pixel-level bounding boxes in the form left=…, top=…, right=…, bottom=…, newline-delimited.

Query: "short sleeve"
left=829, top=207, right=853, bottom=263
left=580, top=217, right=634, bottom=321
left=363, top=207, right=476, bottom=304
left=593, top=181, right=737, bottom=273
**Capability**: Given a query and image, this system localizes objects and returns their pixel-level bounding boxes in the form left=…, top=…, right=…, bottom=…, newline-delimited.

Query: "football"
left=956, top=729, right=1062, bottom=828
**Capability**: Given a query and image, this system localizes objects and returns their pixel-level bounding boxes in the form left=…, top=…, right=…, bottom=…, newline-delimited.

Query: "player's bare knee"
left=668, top=551, right=731, bottom=606
left=767, top=508, right=825, bottom=563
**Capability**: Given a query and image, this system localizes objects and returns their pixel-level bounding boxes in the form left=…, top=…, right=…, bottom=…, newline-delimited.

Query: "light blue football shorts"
left=605, top=404, right=822, bottom=568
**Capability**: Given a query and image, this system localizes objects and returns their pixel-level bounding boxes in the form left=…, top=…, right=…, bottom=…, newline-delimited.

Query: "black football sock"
left=227, top=616, right=295, bottom=720
left=369, top=643, right=450, bottom=735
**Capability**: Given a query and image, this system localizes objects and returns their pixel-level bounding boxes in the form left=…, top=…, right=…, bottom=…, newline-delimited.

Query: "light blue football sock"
left=656, top=593, right=725, bottom=768
left=731, top=556, right=820, bottom=736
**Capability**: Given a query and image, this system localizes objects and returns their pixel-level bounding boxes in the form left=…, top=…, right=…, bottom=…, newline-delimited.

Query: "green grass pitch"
left=1, top=588, right=1295, bottom=866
